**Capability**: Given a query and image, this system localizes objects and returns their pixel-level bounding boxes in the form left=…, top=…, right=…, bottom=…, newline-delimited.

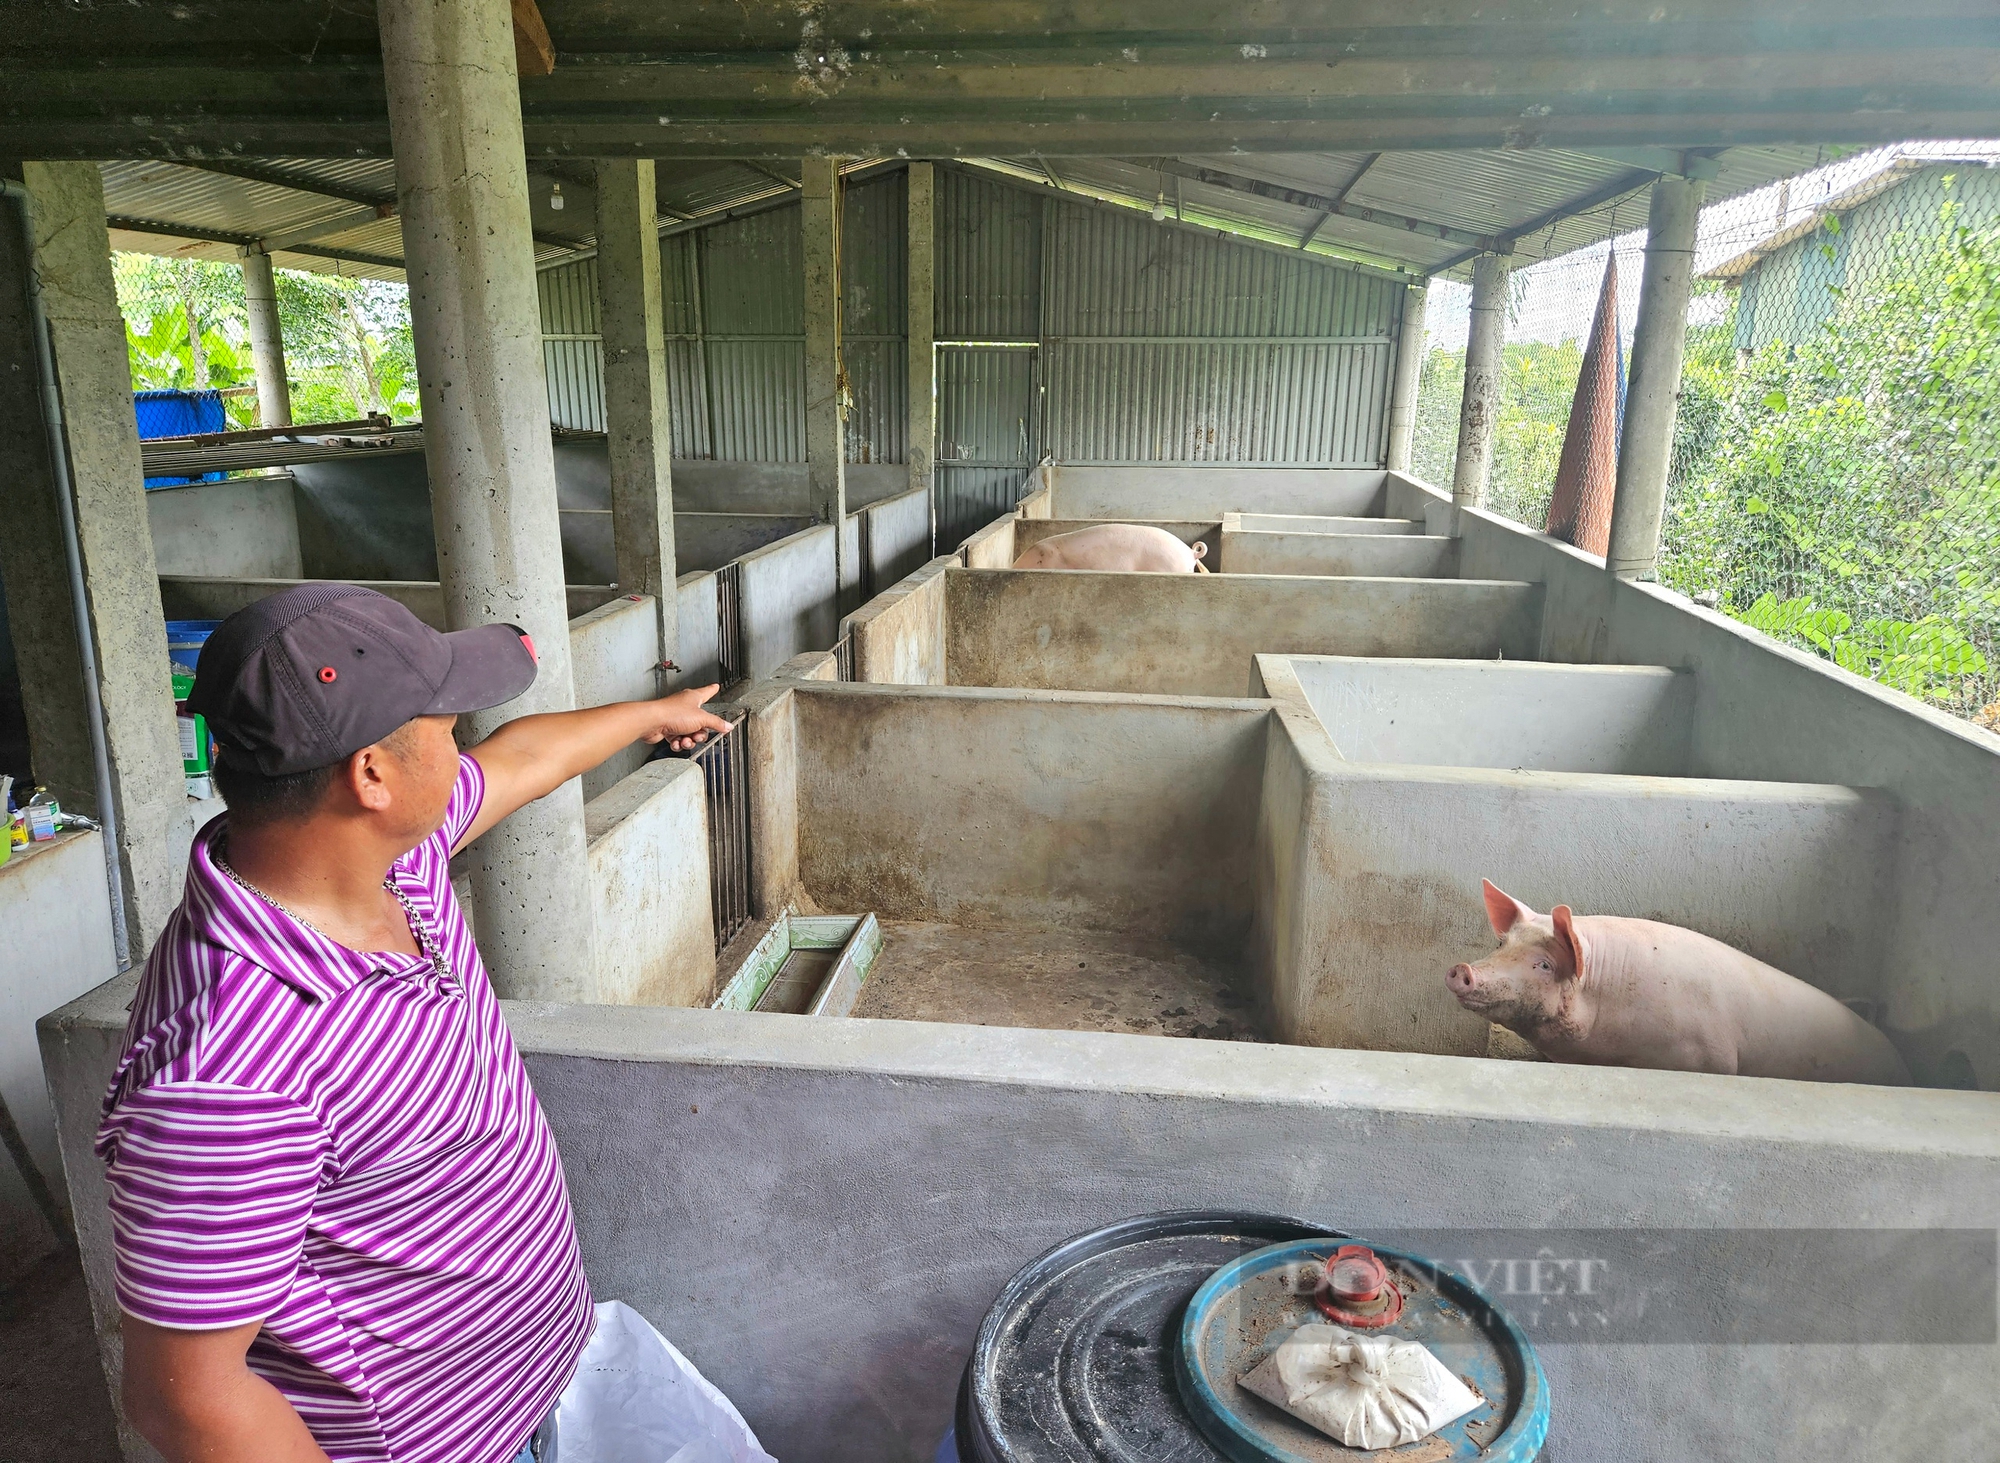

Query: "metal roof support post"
left=1451, top=253, right=1510, bottom=508
left=906, top=161, right=937, bottom=557
left=378, top=0, right=597, bottom=999
left=240, top=247, right=292, bottom=429
left=802, top=156, right=849, bottom=600
left=594, top=158, right=681, bottom=677
left=1607, top=175, right=1703, bottom=580
left=1385, top=280, right=1428, bottom=474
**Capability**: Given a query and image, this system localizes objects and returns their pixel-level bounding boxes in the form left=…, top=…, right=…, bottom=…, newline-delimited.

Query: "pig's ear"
left=1551, top=905, right=1589, bottom=982
left=1482, top=878, right=1533, bottom=935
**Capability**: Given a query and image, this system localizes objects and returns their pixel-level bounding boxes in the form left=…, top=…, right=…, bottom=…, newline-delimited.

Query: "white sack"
left=1238, top=1322, right=1480, bottom=1450
left=555, top=1300, right=780, bottom=1463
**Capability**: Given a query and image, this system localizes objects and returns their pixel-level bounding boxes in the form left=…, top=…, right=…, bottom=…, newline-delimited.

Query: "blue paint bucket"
left=166, top=620, right=223, bottom=678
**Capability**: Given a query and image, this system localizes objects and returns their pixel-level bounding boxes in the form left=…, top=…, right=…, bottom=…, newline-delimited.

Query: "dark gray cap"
left=185, top=583, right=538, bottom=776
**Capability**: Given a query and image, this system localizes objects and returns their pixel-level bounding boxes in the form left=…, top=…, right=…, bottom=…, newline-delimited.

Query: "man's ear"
left=1482, top=878, right=1534, bottom=936
left=347, top=744, right=395, bottom=812
left=1550, top=905, right=1589, bottom=982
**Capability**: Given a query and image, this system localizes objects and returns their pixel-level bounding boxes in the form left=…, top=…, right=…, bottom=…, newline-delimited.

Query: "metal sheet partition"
left=539, top=257, right=606, bottom=431
left=936, top=345, right=1036, bottom=548
left=540, top=163, right=1404, bottom=520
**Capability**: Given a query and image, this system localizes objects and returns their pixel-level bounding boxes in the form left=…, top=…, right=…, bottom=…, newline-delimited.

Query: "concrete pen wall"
left=1282, top=655, right=1696, bottom=775
left=1218, top=524, right=1460, bottom=578
left=736, top=680, right=1268, bottom=950
left=0, top=830, right=115, bottom=1283
left=1043, top=464, right=1388, bottom=520
left=1252, top=655, right=1898, bottom=1056
left=1392, top=473, right=2000, bottom=1089
left=40, top=985, right=2000, bottom=1463
left=944, top=568, right=1544, bottom=698
left=144, top=476, right=303, bottom=580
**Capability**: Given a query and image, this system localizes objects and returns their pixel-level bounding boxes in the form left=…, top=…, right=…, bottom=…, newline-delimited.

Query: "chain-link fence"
left=1413, top=143, right=2000, bottom=728
left=113, top=253, right=420, bottom=429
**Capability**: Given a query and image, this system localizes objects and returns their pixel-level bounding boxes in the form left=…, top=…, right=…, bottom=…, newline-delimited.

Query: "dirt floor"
left=851, top=921, right=1268, bottom=1041
left=0, top=1247, right=122, bottom=1461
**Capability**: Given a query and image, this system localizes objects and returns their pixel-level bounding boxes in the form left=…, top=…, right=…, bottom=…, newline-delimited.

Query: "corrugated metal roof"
left=978, top=145, right=1855, bottom=280
left=103, top=142, right=1858, bottom=285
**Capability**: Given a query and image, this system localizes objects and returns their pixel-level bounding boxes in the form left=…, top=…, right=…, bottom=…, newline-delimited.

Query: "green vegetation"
left=114, top=254, right=420, bottom=428
left=1657, top=188, right=2000, bottom=720
left=1414, top=182, right=2000, bottom=722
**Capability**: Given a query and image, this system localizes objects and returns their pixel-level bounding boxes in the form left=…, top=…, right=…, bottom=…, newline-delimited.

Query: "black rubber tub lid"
left=957, top=1211, right=1344, bottom=1463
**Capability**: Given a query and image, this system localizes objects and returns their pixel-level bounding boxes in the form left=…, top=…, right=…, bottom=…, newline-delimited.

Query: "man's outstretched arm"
left=123, top=1315, right=330, bottom=1463
left=458, top=684, right=733, bottom=852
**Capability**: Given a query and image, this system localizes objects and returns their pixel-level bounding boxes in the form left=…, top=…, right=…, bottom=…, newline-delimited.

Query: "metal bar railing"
left=675, top=714, right=752, bottom=954
left=714, top=560, right=745, bottom=691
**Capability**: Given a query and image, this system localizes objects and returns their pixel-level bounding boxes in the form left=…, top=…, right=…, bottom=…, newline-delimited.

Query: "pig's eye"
left=1533, top=957, right=1552, bottom=972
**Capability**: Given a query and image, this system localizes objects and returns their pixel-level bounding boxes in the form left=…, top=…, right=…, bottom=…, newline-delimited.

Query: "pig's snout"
left=1447, top=963, right=1479, bottom=998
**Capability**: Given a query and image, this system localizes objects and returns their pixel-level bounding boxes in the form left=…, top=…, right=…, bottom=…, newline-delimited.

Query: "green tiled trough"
left=714, top=910, right=882, bottom=1017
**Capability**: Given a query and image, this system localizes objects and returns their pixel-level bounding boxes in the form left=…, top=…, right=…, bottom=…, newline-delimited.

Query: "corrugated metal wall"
left=538, top=259, right=605, bottom=433
left=539, top=165, right=1400, bottom=491
left=538, top=174, right=907, bottom=466
left=1036, top=192, right=1399, bottom=466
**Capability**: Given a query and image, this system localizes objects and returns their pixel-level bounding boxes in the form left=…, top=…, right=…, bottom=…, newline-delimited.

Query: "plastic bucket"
left=166, top=619, right=223, bottom=678
left=952, top=1211, right=1342, bottom=1463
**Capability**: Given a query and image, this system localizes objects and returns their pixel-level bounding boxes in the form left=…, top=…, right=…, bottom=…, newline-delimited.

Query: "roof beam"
left=181, top=159, right=394, bottom=210
left=1149, top=157, right=1504, bottom=254
left=511, top=0, right=555, bottom=79
left=174, top=160, right=580, bottom=258
left=11, top=14, right=2000, bottom=160
left=1429, top=165, right=1665, bottom=275
left=109, top=214, right=406, bottom=272
left=259, top=201, right=397, bottom=253
left=1297, top=150, right=1378, bottom=249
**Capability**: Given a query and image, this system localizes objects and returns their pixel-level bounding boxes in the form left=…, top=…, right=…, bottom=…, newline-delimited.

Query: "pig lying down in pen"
left=1448, top=879, right=1910, bottom=1085
left=1012, top=522, right=1209, bottom=572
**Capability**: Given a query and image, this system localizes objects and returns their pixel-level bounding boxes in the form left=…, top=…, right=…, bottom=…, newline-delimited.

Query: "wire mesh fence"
left=1413, top=143, right=2000, bottom=727
left=113, top=253, right=421, bottom=429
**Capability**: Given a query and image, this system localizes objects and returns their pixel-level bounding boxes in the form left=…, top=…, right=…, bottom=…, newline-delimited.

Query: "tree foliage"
left=114, top=253, right=419, bottom=429
left=1658, top=182, right=2000, bottom=717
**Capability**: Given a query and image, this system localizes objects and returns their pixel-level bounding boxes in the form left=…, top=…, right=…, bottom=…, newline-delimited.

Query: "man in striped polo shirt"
left=95, top=584, right=731, bottom=1463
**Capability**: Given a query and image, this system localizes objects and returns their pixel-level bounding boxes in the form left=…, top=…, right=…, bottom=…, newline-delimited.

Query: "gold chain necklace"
left=213, top=842, right=455, bottom=987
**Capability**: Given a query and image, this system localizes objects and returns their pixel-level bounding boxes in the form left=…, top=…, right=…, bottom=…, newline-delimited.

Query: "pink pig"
left=1447, top=879, right=1910, bottom=1085
left=1011, top=523, right=1209, bottom=573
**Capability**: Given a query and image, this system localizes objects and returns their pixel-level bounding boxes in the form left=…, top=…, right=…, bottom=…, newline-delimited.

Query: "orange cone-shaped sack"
left=1544, top=252, right=1625, bottom=556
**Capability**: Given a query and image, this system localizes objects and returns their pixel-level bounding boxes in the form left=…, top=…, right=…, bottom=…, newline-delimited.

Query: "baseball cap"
left=185, top=584, right=539, bottom=776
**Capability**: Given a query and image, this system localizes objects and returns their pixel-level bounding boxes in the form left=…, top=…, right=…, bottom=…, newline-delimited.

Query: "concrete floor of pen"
left=0, top=1248, right=122, bottom=1461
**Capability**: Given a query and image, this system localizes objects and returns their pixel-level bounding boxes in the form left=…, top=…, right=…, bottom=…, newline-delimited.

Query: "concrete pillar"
left=378, top=0, right=596, bottom=999
left=1607, top=175, right=1704, bottom=580
left=1385, top=279, right=1427, bottom=474
left=0, top=163, right=188, bottom=961
left=593, top=158, right=680, bottom=667
left=240, top=248, right=291, bottom=428
left=1451, top=253, right=1510, bottom=509
left=802, top=156, right=847, bottom=586
left=906, top=162, right=936, bottom=551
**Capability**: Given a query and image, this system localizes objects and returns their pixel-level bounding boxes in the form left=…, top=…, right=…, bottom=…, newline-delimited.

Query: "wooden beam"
left=511, top=0, right=556, bottom=79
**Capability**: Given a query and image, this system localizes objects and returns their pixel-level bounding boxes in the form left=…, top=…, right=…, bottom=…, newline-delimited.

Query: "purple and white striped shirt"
left=96, top=756, right=593, bottom=1463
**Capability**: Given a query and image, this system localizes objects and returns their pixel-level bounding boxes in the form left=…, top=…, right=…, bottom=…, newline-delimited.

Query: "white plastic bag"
left=1239, top=1321, right=1479, bottom=1450
left=555, top=1301, right=780, bottom=1463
